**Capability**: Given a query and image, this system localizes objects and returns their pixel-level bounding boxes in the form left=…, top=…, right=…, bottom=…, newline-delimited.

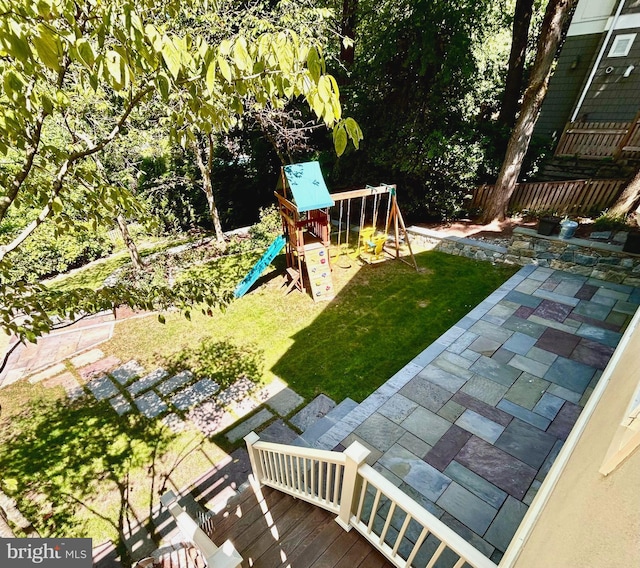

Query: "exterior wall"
left=510, top=307, right=640, bottom=568
left=578, top=26, right=640, bottom=121
left=534, top=34, right=601, bottom=139
left=534, top=0, right=640, bottom=140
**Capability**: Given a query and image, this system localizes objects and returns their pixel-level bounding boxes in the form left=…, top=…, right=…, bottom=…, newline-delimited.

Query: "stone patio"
left=313, top=265, right=640, bottom=564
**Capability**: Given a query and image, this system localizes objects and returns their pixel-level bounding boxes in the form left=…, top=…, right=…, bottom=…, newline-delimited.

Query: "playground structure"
left=235, top=161, right=416, bottom=300
left=275, top=161, right=416, bottom=301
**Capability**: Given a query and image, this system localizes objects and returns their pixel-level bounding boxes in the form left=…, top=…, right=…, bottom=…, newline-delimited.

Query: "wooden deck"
left=201, top=483, right=393, bottom=568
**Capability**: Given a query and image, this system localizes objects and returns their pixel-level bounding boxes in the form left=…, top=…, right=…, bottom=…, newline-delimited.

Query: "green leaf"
left=161, top=38, right=181, bottom=80
left=3, top=70, right=25, bottom=101
left=32, top=25, right=62, bottom=71
left=157, top=72, right=170, bottom=100
left=345, top=117, right=363, bottom=149
left=219, top=39, right=232, bottom=56
left=76, top=38, right=95, bottom=70
left=233, top=37, right=252, bottom=72
left=105, top=50, right=125, bottom=90
left=205, top=60, right=216, bottom=93
left=6, top=30, right=31, bottom=63
left=306, top=47, right=322, bottom=84
left=317, top=75, right=332, bottom=103
left=217, top=55, right=232, bottom=83
left=334, top=126, right=347, bottom=157
left=158, top=314, right=166, bottom=324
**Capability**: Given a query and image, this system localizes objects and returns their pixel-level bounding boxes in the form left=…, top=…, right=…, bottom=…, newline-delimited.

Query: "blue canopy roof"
left=283, top=161, right=334, bottom=212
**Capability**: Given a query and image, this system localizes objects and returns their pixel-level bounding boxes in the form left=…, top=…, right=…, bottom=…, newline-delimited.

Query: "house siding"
left=534, top=34, right=601, bottom=140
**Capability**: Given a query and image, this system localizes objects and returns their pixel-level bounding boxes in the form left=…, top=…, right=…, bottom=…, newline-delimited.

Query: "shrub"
left=5, top=224, right=113, bottom=283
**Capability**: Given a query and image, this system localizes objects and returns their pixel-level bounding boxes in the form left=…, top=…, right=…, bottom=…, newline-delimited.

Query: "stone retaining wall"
left=407, top=226, right=640, bottom=286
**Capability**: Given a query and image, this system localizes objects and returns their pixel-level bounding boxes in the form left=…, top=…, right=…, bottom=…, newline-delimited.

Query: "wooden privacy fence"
left=472, top=179, right=625, bottom=216
left=555, top=113, right=640, bottom=159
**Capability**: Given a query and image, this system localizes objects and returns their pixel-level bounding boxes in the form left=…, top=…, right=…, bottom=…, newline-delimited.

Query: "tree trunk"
left=116, top=214, right=144, bottom=271
left=192, top=134, right=226, bottom=246
left=340, top=0, right=358, bottom=67
left=480, top=0, right=578, bottom=223
left=498, top=0, right=536, bottom=127
left=608, top=169, right=640, bottom=218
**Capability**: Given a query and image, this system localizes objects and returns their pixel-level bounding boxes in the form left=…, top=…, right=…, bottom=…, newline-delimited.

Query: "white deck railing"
left=245, top=432, right=497, bottom=568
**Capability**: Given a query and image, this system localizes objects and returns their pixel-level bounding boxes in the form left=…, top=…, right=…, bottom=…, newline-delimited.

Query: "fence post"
left=244, top=431, right=265, bottom=486
left=336, top=441, right=370, bottom=532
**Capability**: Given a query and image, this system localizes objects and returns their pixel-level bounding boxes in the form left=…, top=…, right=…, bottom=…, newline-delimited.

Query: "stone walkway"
left=312, top=265, right=640, bottom=564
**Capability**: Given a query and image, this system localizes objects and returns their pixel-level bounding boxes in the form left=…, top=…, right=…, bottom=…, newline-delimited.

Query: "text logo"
left=1, top=539, right=92, bottom=567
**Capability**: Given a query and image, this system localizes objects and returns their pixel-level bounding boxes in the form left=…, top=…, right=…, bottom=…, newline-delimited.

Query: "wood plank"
left=284, top=510, right=346, bottom=567
left=308, top=527, right=366, bottom=568
left=249, top=503, right=331, bottom=568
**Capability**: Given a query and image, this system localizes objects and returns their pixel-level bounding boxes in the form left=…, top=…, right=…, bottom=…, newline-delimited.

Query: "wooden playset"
left=274, top=161, right=416, bottom=302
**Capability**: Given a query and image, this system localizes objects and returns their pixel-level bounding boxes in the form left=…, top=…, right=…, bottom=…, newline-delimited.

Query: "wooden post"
left=336, top=441, right=370, bottom=531
left=244, top=431, right=265, bottom=486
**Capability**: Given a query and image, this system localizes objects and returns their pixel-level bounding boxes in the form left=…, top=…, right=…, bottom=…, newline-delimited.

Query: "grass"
left=103, top=250, right=518, bottom=402
left=0, top=247, right=518, bottom=555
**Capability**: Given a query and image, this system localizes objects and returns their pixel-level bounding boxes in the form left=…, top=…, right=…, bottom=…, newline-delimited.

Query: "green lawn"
left=104, top=251, right=518, bottom=402
left=0, top=248, right=517, bottom=556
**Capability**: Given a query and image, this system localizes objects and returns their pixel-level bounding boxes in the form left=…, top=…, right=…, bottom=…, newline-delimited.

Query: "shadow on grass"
left=271, top=250, right=518, bottom=402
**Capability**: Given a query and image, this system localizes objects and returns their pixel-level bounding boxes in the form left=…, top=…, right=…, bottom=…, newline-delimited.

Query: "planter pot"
left=537, top=216, right=561, bottom=236
left=559, top=219, right=579, bottom=240
left=623, top=231, right=640, bottom=254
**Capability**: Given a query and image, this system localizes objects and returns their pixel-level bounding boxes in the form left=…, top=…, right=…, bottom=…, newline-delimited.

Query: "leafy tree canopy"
left=0, top=0, right=361, bottom=346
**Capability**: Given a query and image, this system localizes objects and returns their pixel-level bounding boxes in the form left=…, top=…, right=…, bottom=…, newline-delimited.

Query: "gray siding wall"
left=622, top=0, right=640, bottom=15
left=534, top=34, right=601, bottom=140
left=579, top=29, right=640, bottom=121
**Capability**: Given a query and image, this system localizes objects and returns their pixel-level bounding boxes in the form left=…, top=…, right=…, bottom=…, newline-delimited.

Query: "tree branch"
left=0, top=85, right=154, bottom=263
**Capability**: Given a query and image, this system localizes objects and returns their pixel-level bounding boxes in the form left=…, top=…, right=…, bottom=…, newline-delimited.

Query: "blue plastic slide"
left=234, top=234, right=286, bottom=298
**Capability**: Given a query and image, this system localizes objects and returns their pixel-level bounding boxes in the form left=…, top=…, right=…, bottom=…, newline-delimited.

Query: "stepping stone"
left=265, top=387, right=304, bottom=416
left=254, top=377, right=288, bottom=403
left=77, top=355, right=121, bottom=380
left=225, top=408, right=274, bottom=442
left=42, top=371, right=84, bottom=401
left=290, top=394, right=336, bottom=431
left=111, top=360, right=145, bottom=384
left=69, top=348, right=104, bottom=368
left=109, top=394, right=132, bottom=415
left=128, top=368, right=169, bottom=396
left=216, top=377, right=255, bottom=407
left=28, top=363, right=67, bottom=384
left=134, top=391, right=168, bottom=418
left=157, top=370, right=194, bottom=396
left=87, top=375, right=119, bottom=400
left=189, top=401, right=236, bottom=437
left=170, top=378, right=220, bottom=411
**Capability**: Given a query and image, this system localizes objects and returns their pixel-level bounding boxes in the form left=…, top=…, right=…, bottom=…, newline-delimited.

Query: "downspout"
left=570, top=0, right=626, bottom=122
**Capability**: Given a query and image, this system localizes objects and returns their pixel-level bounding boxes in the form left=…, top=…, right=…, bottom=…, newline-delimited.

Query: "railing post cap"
left=344, top=440, right=371, bottom=463
left=160, top=490, right=178, bottom=508
left=244, top=431, right=260, bottom=445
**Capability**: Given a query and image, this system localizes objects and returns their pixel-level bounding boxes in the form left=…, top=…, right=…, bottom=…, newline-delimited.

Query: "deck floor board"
left=204, top=485, right=391, bottom=568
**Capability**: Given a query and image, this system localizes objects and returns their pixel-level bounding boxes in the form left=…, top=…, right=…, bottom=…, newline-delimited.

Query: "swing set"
left=330, top=184, right=416, bottom=269
left=274, top=161, right=416, bottom=301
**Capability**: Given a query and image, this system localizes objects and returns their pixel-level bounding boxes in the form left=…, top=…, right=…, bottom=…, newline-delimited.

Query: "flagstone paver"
left=128, top=368, right=169, bottom=396
left=42, top=371, right=84, bottom=400
left=87, top=374, right=119, bottom=400
left=69, top=348, right=105, bottom=368
left=134, top=391, right=168, bottom=418
left=171, top=378, right=219, bottom=411
left=109, top=394, right=132, bottom=415
left=311, top=266, right=639, bottom=555
left=77, top=355, right=121, bottom=380
left=225, top=408, right=274, bottom=442
left=156, top=370, right=193, bottom=396
left=290, top=394, right=336, bottom=431
left=264, top=387, right=304, bottom=416
left=111, top=360, right=145, bottom=384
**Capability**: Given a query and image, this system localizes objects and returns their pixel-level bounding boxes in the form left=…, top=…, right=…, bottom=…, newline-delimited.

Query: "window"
left=608, top=33, right=637, bottom=57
